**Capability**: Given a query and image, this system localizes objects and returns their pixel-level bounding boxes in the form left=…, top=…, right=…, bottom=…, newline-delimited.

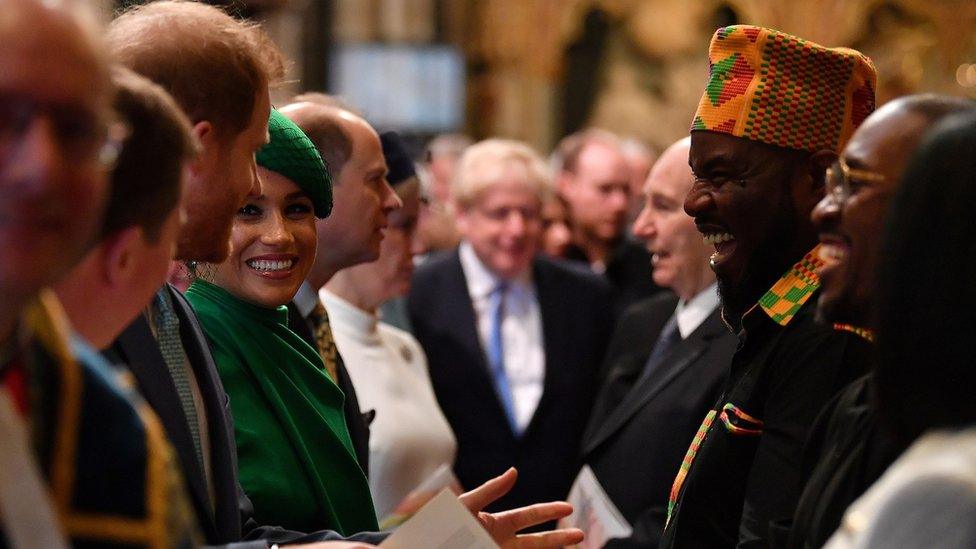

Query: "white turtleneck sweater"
left=321, top=289, right=457, bottom=518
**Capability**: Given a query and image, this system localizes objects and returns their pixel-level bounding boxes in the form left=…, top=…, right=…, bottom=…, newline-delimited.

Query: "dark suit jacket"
left=286, top=300, right=372, bottom=477
left=408, top=250, right=613, bottom=512
left=108, top=285, right=386, bottom=547
left=582, top=292, right=734, bottom=548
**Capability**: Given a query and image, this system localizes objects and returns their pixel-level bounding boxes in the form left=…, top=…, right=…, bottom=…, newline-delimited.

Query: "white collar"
left=320, top=289, right=380, bottom=340
left=675, top=282, right=720, bottom=338
left=293, top=281, right=319, bottom=318
left=458, top=242, right=532, bottom=300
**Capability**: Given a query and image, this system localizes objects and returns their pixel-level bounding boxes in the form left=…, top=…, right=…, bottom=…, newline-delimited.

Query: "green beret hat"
left=256, top=109, right=333, bottom=218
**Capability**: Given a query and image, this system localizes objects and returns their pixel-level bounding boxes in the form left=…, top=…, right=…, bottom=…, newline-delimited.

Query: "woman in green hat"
left=185, top=109, right=377, bottom=535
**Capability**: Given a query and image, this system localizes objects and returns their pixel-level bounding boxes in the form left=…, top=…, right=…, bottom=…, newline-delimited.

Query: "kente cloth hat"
left=256, top=109, right=333, bottom=218
left=380, top=130, right=417, bottom=187
left=692, top=25, right=877, bottom=153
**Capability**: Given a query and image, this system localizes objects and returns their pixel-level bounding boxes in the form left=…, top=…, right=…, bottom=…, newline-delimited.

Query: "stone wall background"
left=137, top=0, right=976, bottom=154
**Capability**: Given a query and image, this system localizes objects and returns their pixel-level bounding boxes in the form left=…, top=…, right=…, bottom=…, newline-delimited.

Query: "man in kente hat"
left=661, top=25, right=877, bottom=547
left=779, top=94, right=976, bottom=548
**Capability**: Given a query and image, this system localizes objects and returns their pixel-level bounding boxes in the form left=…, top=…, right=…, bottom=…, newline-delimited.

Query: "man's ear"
left=555, top=171, right=573, bottom=198
left=188, top=120, right=218, bottom=176
left=791, top=150, right=836, bottom=210
left=807, top=150, right=837, bottom=192
left=454, top=201, right=470, bottom=235
left=101, top=226, right=144, bottom=287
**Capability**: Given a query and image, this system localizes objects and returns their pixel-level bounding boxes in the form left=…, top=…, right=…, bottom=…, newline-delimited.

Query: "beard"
left=717, top=201, right=801, bottom=332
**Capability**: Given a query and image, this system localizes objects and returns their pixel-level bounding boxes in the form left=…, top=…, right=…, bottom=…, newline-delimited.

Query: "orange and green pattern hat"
left=692, top=25, right=877, bottom=153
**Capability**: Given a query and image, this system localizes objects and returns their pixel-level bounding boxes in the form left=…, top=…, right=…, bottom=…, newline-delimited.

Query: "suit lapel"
left=583, top=309, right=726, bottom=456
left=524, top=259, right=564, bottom=439
left=169, top=286, right=243, bottom=531
left=582, top=297, right=675, bottom=445
left=111, top=307, right=215, bottom=530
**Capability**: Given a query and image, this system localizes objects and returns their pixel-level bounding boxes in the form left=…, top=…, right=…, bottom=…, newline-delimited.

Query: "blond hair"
left=453, top=139, right=551, bottom=208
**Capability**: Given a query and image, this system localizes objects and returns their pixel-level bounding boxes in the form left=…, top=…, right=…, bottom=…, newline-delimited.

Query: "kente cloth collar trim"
left=833, top=323, right=875, bottom=343
left=743, top=244, right=825, bottom=327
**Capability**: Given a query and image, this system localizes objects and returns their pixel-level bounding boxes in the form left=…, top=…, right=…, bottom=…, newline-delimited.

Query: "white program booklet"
left=379, top=488, right=500, bottom=549
left=558, top=465, right=633, bottom=548
left=379, top=463, right=462, bottom=529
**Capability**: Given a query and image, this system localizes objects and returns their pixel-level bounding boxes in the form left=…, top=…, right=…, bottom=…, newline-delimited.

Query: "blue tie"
left=487, top=282, right=519, bottom=434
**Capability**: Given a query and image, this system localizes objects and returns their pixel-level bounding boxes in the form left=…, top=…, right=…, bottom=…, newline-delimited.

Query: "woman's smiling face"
left=212, top=167, right=317, bottom=308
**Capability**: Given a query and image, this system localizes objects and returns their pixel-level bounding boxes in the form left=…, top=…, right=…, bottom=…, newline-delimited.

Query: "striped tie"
left=153, top=291, right=204, bottom=473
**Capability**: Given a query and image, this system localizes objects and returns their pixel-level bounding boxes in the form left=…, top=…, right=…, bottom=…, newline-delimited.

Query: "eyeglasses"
left=691, top=174, right=748, bottom=190
left=825, top=157, right=885, bottom=203
left=0, top=95, right=130, bottom=172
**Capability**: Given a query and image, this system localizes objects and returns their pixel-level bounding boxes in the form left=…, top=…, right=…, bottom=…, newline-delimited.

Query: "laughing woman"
left=185, top=110, right=377, bottom=535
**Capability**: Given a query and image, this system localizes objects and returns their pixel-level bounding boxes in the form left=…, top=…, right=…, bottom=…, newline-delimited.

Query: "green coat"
left=185, top=280, right=377, bottom=535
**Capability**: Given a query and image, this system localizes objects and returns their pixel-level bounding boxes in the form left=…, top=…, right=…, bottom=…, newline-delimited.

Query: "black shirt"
left=777, top=372, right=906, bottom=548
left=661, top=282, right=867, bottom=548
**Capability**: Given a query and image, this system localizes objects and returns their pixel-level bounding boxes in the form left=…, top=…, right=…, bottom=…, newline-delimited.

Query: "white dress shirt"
left=675, top=282, right=720, bottom=338
left=321, top=290, right=457, bottom=519
left=458, top=242, right=545, bottom=433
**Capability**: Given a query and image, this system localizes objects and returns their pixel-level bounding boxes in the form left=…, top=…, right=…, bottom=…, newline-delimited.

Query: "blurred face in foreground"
left=0, top=0, right=113, bottom=304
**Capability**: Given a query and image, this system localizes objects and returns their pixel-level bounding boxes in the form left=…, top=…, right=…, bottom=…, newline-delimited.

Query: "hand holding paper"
left=380, top=463, right=463, bottom=529
left=379, top=489, right=499, bottom=549
left=459, top=468, right=585, bottom=549
left=558, top=466, right=632, bottom=548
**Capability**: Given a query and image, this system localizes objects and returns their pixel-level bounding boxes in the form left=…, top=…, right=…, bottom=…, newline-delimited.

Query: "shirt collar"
left=743, top=244, right=825, bottom=327
left=458, top=242, right=532, bottom=299
left=321, top=289, right=379, bottom=339
left=293, top=281, right=320, bottom=318
left=676, top=282, right=720, bottom=338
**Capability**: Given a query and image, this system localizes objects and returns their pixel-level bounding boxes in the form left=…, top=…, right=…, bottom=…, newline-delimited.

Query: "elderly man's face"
left=457, top=169, right=542, bottom=280
left=562, top=142, right=631, bottom=242
left=633, top=141, right=713, bottom=301
left=0, top=1, right=111, bottom=300
left=685, top=131, right=815, bottom=321
left=812, top=105, right=930, bottom=326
